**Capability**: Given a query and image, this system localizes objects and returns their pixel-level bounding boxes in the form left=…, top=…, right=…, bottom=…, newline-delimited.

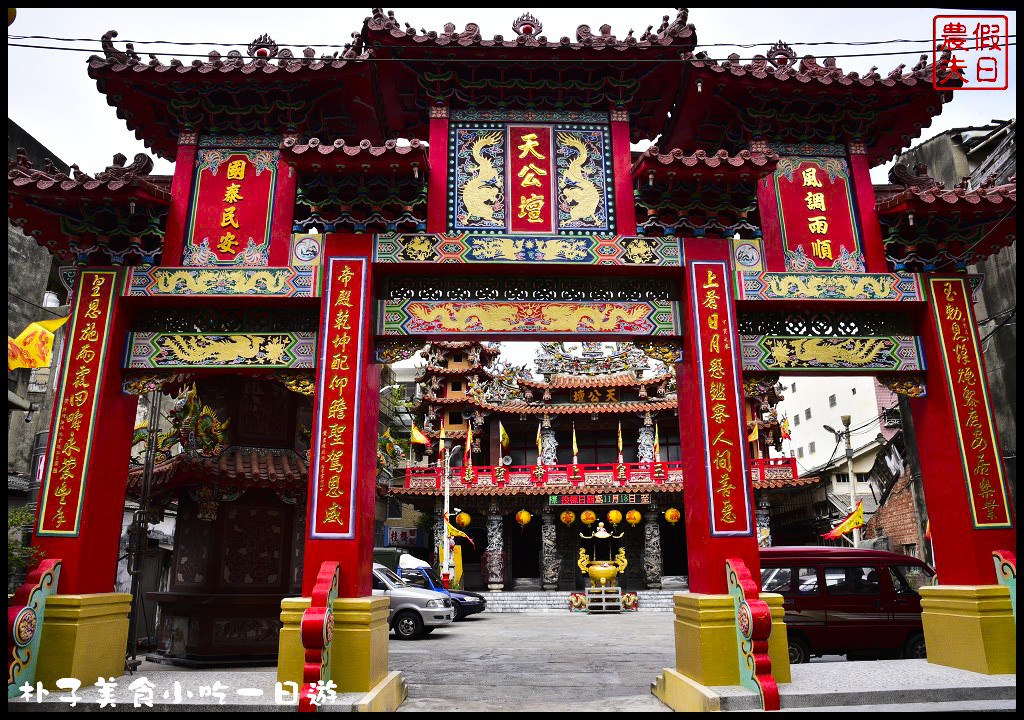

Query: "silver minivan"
left=371, top=562, right=453, bottom=640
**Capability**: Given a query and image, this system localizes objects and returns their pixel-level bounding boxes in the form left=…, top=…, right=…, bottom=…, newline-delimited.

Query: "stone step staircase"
left=478, top=589, right=679, bottom=612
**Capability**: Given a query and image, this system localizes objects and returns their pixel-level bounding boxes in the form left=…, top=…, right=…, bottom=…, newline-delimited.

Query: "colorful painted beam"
left=740, top=335, right=925, bottom=372
left=122, top=266, right=319, bottom=297
left=377, top=299, right=681, bottom=336
left=735, top=272, right=924, bottom=301
left=125, top=332, right=316, bottom=369
left=373, top=232, right=679, bottom=266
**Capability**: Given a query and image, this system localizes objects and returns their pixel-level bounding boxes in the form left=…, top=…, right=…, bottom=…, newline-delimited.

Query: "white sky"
left=8, top=7, right=1016, bottom=184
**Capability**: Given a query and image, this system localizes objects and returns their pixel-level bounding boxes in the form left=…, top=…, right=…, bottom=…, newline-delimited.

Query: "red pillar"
left=426, top=105, right=450, bottom=233
left=161, top=133, right=198, bottom=267
left=302, top=235, right=379, bottom=597
left=609, top=108, right=638, bottom=236
left=678, top=237, right=760, bottom=594
left=847, top=144, right=889, bottom=273
left=33, top=269, right=137, bottom=595
left=268, top=156, right=298, bottom=266
left=910, top=275, right=1015, bottom=584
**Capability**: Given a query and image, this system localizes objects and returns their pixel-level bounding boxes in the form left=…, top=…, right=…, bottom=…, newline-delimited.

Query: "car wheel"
left=902, top=633, right=927, bottom=659
left=452, top=601, right=464, bottom=622
left=393, top=611, right=423, bottom=640
left=788, top=636, right=810, bottom=665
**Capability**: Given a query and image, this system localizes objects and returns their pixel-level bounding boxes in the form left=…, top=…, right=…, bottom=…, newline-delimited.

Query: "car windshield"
left=421, top=567, right=444, bottom=586
left=377, top=567, right=407, bottom=587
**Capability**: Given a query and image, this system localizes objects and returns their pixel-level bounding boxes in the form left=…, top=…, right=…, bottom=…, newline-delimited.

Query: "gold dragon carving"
left=764, top=274, right=896, bottom=299
left=405, top=302, right=653, bottom=333
left=462, top=132, right=503, bottom=224
left=159, top=335, right=291, bottom=365
left=557, top=132, right=601, bottom=224
left=152, top=269, right=292, bottom=295
left=766, top=337, right=893, bottom=368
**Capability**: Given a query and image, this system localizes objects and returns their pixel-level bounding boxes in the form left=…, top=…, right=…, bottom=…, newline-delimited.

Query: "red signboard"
left=309, top=258, right=367, bottom=538
left=930, top=277, right=1012, bottom=528
left=690, top=261, right=752, bottom=536
left=185, top=150, right=278, bottom=266
left=507, top=126, right=555, bottom=233
left=772, top=158, right=863, bottom=272
left=37, top=271, right=117, bottom=536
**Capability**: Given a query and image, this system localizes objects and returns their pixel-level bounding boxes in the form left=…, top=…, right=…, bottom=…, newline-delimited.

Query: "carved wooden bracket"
left=726, top=557, right=780, bottom=711
left=298, top=561, right=340, bottom=712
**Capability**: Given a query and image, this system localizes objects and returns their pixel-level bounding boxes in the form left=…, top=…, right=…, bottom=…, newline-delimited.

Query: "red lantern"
left=626, top=509, right=642, bottom=526
left=581, top=510, right=597, bottom=526
left=515, top=510, right=532, bottom=526
left=607, top=509, right=623, bottom=527
left=455, top=512, right=471, bottom=528
left=664, top=507, right=681, bottom=524
left=560, top=511, right=576, bottom=526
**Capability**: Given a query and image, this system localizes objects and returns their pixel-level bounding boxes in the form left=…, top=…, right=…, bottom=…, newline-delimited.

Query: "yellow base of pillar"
left=279, top=596, right=399, bottom=704
left=35, top=593, right=132, bottom=691
left=353, top=670, right=408, bottom=712
left=652, top=667, right=722, bottom=712
left=920, top=585, right=1016, bottom=675
left=668, top=592, right=791, bottom=687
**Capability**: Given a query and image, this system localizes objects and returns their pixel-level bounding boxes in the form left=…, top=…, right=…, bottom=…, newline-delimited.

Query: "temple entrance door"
left=507, top=512, right=542, bottom=588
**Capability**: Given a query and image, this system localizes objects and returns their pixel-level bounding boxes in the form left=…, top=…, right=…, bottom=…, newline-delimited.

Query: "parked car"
left=759, top=546, right=935, bottom=664
left=371, top=562, right=453, bottom=640
left=397, top=565, right=487, bottom=621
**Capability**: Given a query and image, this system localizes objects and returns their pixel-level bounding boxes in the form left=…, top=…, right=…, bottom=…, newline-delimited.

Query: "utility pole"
left=841, top=415, right=861, bottom=547
left=441, top=442, right=462, bottom=589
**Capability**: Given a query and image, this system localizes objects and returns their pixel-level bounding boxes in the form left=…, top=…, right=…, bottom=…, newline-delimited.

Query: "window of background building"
left=450, top=380, right=462, bottom=392
left=828, top=394, right=836, bottom=407
left=793, top=415, right=800, bottom=426
left=809, top=441, right=816, bottom=454
left=791, top=383, right=797, bottom=393
left=797, top=447, right=804, bottom=459
left=856, top=472, right=871, bottom=484
left=852, top=387, right=857, bottom=395
left=804, top=408, right=811, bottom=420
left=448, top=412, right=462, bottom=425
left=452, top=353, right=462, bottom=363
left=834, top=473, right=849, bottom=483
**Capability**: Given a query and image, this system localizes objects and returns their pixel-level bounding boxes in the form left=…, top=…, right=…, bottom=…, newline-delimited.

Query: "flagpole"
left=841, top=415, right=861, bottom=546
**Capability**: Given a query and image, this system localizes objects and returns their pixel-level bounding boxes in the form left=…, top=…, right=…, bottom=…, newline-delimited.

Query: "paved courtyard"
left=392, top=611, right=675, bottom=712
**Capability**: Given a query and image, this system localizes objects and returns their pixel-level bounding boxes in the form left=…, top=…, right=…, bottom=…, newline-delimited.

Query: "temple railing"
left=749, top=457, right=799, bottom=484
left=405, top=461, right=684, bottom=492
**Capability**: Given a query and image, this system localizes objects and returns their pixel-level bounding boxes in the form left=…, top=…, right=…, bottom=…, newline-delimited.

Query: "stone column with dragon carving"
left=637, top=411, right=656, bottom=462
left=486, top=501, right=505, bottom=591
left=644, top=508, right=663, bottom=589
left=540, top=415, right=558, bottom=465
left=541, top=506, right=560, bottom=590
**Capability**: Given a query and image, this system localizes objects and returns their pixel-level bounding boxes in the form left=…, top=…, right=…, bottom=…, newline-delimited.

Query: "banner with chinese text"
left=690, top=261, right=753, bottom=537
left=771, top=157, right=863, bottom=272
left=309, top=258, right=368, bottom=539
left=184, top=149, right=278, bottom=266
left=929, top=276, right=1012, bottom=528
left=37, top=270, right=117, bottom=536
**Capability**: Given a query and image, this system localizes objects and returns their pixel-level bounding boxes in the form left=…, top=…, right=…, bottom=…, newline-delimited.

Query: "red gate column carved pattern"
left=302, top=236, right=378, bottom=597
left=910, top=275, right=1015, bottom=584
left=678, top=238, right=760, bottom=594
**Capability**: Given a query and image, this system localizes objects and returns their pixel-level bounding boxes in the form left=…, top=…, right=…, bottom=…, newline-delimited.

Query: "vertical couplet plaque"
left=690, top=261, right=753, bottom=537
left=929, top=276, right=1012, bottom=528
left=309, top=258, right=368, bottom=539
left=37, top=270, right=117, bottom=536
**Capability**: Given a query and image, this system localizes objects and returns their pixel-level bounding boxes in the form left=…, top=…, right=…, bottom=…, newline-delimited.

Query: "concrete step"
left=778, top=699, right=1016, bottom=712
left=713, top=660, right=1017, bottom=712
left=478, top=589, right=679, bottom=612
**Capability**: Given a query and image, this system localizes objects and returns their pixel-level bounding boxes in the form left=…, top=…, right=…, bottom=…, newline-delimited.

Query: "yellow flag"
left=617, top=422, right=623, bottom=463
left=572, top=423, right=579, bottom=458
left=653, top=425, right=660, bottom=461
left=748, top=422, right=759, bottom=442
left=499, top=421, right=510, bottom=450
left=822, top=500, right=864, bottom=539
left=410, top=424, right=429, bottom=445
left=8, top=316, right=68, bottom=372
left=536, top=423, right=543, bottom=465
left=464, top=424, right=473, bottom=467
left=446, top=520, right=475, bottom=548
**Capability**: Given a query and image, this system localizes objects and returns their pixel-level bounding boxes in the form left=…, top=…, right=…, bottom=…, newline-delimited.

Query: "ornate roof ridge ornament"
left=248, top=33, right=279, bottom=59
left=513, top=12, right=542, bottom=37
left=888, top=162, right=944, bottom=192
left=766, top=40, right=796, bottom=70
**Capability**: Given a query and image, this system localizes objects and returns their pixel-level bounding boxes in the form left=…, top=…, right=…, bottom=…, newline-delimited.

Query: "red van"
left=759, top=547, right=935, bottom=663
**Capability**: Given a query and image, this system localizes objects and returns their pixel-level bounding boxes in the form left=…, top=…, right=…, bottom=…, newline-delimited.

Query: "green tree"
left=8, top=506, right=43, bottom=586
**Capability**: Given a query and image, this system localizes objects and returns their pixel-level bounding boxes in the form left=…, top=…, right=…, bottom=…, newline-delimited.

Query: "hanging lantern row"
left=664, top=507, right=681, bottom=524
left=580, top=510, right=597, bottom=526
left=560, top=510, right=576, bottom=526
left=606, top=509, right=623, bottom=527
left=626, top=509, right=642, bottom=526
left=515, top=509, right=532, bottom=526
left=455, top=512, right=471, bottom=529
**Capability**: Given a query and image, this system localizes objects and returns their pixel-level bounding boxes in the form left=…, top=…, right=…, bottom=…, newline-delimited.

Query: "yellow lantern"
left=664, top=507, right=681, bottom=524
left=626, top=509, right=642, bottom=526
left=455, top=512, right=471, bottom=528
left=607, top=509, right=623, bottom=527
left=560, top=510, right=576, bottom=526
left=515, top=510, right=532, bottom=526
left=580, top=510, right=597, bottom=526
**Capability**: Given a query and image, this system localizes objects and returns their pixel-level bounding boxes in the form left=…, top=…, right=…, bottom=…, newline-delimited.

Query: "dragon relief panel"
left=453, top=128, right=506, bottom=231
left=126, top=332, right=316, bottom=369
left=555, top=130, right=610, bottom=232
left=740, top=335, right=925, bottom=372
